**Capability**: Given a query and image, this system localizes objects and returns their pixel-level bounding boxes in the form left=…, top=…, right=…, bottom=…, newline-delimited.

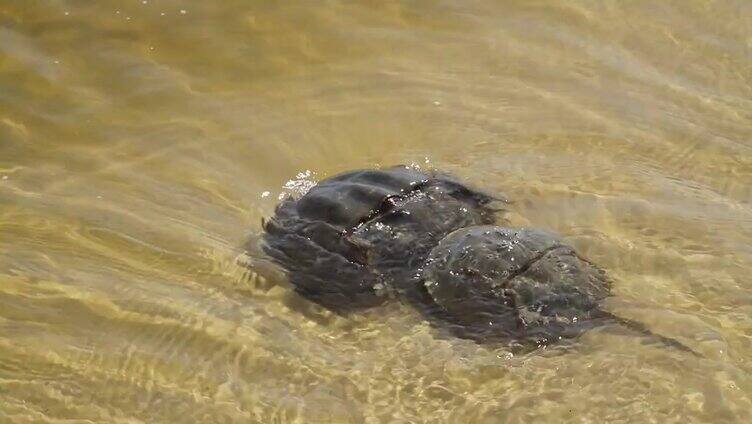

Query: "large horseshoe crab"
left=260, top=165, right=498, bottom=310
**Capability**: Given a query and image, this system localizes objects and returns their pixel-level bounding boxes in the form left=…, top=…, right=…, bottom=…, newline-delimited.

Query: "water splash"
left=281, top=169, right=317, bottom=197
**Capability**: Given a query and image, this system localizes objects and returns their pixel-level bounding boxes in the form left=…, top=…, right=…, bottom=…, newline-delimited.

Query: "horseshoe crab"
left=421, top=226, right=696, bottom=353
left=257, top=166, right=696, bottom=354
left=260, top=165, right=499, bottom=310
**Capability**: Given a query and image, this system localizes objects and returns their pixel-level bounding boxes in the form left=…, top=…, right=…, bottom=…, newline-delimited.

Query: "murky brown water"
left=2, top=1, right=751, bottom=422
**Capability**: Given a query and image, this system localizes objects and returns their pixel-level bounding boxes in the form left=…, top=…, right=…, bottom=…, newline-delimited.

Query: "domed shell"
left=422, top=226, right=611, bottom=342
left=295, top=167, right=430, bottom=229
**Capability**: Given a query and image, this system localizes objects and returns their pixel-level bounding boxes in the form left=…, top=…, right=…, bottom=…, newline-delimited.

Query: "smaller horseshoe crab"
left=260, top=165, right=499, bottom=311
left=422, top=226, right=697, bottom=353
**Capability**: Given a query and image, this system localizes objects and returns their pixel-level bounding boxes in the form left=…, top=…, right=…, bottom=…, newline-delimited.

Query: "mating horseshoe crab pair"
left=255, top=165, right=695, bottom=353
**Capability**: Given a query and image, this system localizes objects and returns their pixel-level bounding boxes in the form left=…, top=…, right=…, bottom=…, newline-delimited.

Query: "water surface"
left=1, top=1, right=751, bottom=422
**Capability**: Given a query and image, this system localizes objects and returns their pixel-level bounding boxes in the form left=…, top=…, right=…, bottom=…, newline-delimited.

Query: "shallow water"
left=1, top=1, right=751, bottom=422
